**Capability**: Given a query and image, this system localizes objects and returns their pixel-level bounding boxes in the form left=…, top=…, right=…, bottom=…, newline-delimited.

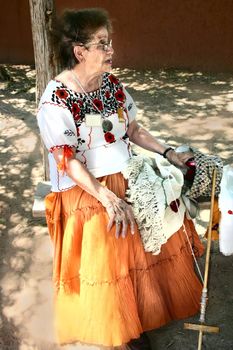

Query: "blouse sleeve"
left=123, top=87, right=137, bottom=123
left=37, top=103, right=78, bottom=152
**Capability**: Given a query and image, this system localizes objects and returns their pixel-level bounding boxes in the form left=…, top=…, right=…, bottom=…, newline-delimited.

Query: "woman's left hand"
left=166, top=149, right=194, bottom=169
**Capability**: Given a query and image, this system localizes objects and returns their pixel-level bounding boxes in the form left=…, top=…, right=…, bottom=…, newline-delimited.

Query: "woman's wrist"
left=162, top=147, right=174, bottom=159
left=98, top=186, right=116, bottom=207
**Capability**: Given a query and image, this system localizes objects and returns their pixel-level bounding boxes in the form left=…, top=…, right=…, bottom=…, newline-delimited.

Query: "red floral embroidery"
left=105, top=90, right=110, bottom=99
left=228, top=210, right=233, bottom=215
left=76, top=99, right=83, bottom=106
left=104, top=132, right=115, bottom=143
left=55, top=89, right=68, bottom=99
left=115, top=89, right=125, bottom=103
left=76, top=126, right=80, bottom=136
left=93, top=98, right=103, bottom=111
left=108, top=74, right=119, bottom=84
left=72, top=103, right=81, bottom=120
left=170, top=199, right=180, bottom=213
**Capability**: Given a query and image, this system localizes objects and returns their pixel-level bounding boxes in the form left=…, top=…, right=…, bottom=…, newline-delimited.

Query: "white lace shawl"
left=121, top=155, right=186, bottom=255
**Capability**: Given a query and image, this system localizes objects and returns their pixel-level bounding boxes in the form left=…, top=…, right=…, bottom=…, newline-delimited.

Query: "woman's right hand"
left=99, top=188, right=136, bottom=238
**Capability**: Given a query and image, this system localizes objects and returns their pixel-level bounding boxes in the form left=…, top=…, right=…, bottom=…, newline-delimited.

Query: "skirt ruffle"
left=45, top=173, right=204, bottom=347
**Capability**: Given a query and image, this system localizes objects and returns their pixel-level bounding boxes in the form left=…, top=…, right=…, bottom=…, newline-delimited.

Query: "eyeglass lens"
left=84, top=40, right=112, bottom=51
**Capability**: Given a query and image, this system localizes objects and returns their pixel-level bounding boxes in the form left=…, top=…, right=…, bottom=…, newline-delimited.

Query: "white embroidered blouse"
left=37, top=72, right=137, bottom=192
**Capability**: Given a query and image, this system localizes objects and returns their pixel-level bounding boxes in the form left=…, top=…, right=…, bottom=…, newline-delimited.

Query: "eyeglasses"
left=79, top=40, right=113, bottom=52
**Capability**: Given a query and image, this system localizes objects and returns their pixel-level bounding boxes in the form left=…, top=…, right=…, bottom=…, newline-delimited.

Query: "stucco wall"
left=0, top=0, right=34, bottom=64
left=1, top=0, right=233, bottom=72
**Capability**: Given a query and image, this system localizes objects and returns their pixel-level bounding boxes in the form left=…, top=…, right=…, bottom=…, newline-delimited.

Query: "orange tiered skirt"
left=45, top=173, right=204, bottom=348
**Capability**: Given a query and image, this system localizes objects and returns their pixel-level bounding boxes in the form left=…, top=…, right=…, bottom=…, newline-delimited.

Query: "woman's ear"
left=73, top=46, right=85, bottom=63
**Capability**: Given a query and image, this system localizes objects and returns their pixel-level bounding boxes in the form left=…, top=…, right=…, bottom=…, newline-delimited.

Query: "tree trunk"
left=29, top=0, right=59, bottom=180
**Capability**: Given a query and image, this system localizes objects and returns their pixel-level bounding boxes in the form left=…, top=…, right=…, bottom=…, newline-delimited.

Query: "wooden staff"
left=184, top=168, right=220, bottom=350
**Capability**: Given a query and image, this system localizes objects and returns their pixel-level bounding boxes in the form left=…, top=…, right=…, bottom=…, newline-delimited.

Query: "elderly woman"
left=37, top=8, right=204, bottom=350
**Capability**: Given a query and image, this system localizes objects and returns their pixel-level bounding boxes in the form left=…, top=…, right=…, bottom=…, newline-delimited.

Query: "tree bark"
left=29, top=0, right=59, bottom=180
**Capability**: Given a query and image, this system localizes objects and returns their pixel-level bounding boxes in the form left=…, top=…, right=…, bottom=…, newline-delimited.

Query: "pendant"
left=117, top=107, right=125, bottom=123
left=102, top=119, right=113, bottom=132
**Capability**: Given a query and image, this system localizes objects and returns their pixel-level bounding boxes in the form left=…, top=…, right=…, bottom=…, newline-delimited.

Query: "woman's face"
left=81, top=27, right=114, bottom=76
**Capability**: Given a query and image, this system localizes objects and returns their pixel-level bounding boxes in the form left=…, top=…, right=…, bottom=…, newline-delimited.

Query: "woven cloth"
left=176, top=145, right=223, bottom=199
left=188, top=147, right=223, bottom=199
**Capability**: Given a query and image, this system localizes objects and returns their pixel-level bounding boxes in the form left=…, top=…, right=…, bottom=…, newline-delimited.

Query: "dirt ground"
left=0, top=65, right=233, bottom=350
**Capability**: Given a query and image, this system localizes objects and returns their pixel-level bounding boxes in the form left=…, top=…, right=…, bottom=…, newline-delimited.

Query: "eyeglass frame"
left=77, top=39, right=113, bottom=52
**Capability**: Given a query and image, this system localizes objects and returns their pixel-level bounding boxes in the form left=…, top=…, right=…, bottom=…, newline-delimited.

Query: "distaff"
left=184, top=169, right=220, bottom=350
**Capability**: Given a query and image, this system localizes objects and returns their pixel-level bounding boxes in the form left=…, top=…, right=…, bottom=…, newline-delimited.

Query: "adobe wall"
left=1, top=0, right=233, bottom=72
